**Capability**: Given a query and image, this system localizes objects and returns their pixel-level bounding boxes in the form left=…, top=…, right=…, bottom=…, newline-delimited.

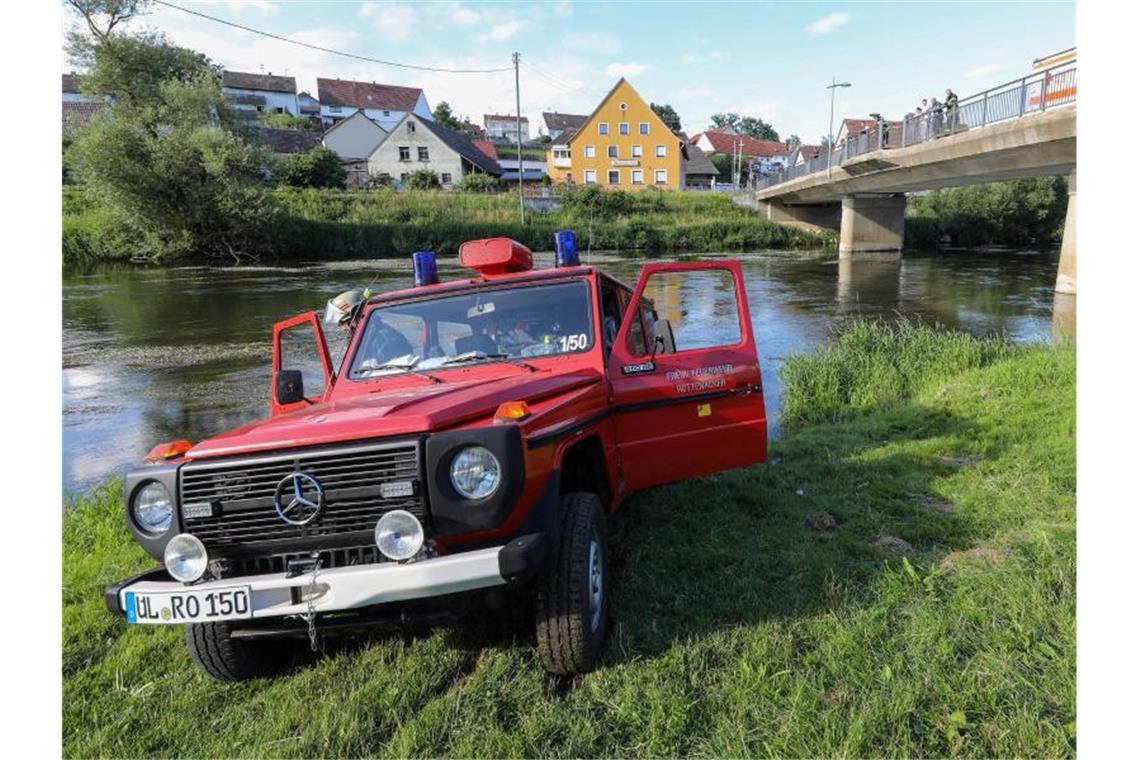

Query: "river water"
left=62, top=249, right=1070, bottom=495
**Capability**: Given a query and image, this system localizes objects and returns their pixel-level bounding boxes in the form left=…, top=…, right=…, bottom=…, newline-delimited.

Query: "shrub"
left=406, top=169, right=441, bottom=191
left=456, top=172, right=499, bottom=193
left=276, top=147, right=346, bottom=189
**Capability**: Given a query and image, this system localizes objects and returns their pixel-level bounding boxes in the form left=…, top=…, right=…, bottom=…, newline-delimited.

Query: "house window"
left=384, top=110, right=391, bottom=117
left=275, top=107, right=285, bottom=114
left=655, top=169, right=668, bottom=185
left=329, top=106, right=342, bottom=113
left=639, top=122, right=649, bottom=135
left=584, top=145, right=596, bottom=158
left=599, top=122, right=609, bottom=135
left=584, top=170, right=597, bottom=184
left=631, top=169, right=644, bottom=184
left=441, top=173, right=452, bottom=184
left=619, top=122, right=629, bottom=135
left=607, top=145, right=618, bottom=158
left=418, top=146, right=429, bottom=161
left=632, top=145, right=643, bottom=158
left=399, top=146, right=411, bottom=161
left=407, top=121, right=415, bottom=133
left=656, top=145, right=666, bottom=157
left=608, top=170, right=620, bottom=184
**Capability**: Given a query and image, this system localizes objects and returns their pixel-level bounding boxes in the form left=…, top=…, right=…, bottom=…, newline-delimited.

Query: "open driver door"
left=606, top=260, right=767, bottom=493
left=270, top=311, right=334, bottom=416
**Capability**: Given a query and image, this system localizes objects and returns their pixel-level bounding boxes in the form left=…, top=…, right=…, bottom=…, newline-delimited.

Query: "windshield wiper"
left=360, top=359, right=443, bottom=384
left=440, top=352, right=539, bottom=372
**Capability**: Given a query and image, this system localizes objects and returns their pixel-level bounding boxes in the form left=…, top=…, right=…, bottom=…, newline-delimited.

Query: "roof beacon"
left=412, top=250, right=439, bottom=286
left=459, top=237, right=533, bottom=276
left=554, top=230, right=579, bottom=267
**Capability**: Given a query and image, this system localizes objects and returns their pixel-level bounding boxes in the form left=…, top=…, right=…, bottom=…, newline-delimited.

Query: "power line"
left=152, top=0, right=514, bottom=74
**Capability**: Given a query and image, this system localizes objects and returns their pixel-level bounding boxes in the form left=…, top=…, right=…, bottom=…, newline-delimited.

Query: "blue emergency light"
left=412, top=250, right=439, bottom=286
left=554, top=230, right=579, bottom=267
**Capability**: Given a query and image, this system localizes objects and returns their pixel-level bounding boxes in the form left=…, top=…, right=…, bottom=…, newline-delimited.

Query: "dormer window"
left=407, top=121, right=415, bottom=133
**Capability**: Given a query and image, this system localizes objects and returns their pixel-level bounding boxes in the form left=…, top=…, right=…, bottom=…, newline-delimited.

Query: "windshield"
left=348, top=280, right=595, bottom=379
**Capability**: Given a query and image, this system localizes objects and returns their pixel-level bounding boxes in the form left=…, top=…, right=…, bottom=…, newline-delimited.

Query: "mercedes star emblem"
left=274, top=472, right=325, bottom=526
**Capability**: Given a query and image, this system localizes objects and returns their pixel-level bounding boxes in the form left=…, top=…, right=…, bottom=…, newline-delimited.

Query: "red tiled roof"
left=841, top=118, right=878, bottom=135
left=317, top=78, right=423, bottom=111
left=691, top=129, right=788, bottom=158
left=223, top=70, right=296, bottom=94
left=472, top=139, right=498, bottom=161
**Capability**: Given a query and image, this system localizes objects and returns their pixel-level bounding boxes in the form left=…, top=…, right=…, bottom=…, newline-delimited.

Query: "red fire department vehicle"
left=105, top=237, right=768, bottom=680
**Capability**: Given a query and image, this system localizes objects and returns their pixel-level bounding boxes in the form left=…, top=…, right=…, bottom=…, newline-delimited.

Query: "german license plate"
left=124, top=586, right=252, bottom=624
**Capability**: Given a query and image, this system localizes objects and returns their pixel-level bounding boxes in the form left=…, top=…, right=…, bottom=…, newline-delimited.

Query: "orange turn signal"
left=144, top=439, right=193, bottom=463
left=494, top=401, right=531, bottom=423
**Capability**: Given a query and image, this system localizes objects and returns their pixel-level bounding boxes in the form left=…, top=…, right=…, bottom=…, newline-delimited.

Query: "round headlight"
left=375, top=510, right=424, bottom=561
left=449, top=446, right=501, bottom=500
left=164, top=534, right=208, bottom=582
left=132, top=481, right=173, bottom=535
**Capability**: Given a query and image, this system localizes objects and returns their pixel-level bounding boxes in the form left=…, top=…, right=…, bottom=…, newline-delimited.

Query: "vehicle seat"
left=454, top=333, right=498, bottom=355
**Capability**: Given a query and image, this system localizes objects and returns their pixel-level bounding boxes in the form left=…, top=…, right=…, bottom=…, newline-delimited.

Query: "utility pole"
left=826, top=76, right=852, bottom=178
left=513, top=51, right=524, bottom=225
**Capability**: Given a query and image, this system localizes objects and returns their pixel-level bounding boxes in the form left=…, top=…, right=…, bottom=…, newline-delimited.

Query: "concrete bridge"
left=755, top=61, right=1077, bottom=293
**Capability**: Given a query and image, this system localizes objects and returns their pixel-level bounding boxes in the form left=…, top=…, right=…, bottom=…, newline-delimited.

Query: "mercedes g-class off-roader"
left=106, top=237, right=767, bottom=680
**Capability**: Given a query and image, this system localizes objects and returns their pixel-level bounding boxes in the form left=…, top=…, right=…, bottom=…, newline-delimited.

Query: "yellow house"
left=545, top=78, right=683, bottom=191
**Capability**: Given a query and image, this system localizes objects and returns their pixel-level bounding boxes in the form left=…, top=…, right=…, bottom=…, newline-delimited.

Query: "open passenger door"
left=270, top=311, right=334, bottom=417
left=606, top=261, right=767, bottom=493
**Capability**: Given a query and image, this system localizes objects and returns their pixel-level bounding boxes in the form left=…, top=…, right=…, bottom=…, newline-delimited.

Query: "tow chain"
left=300, top=556, right=323, bottom=653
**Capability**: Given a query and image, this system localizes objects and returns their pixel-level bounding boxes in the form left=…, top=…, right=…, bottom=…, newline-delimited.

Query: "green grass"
left=61, top=186, right=834, bottom=264
left=63, top=323, right=1075, bottom=757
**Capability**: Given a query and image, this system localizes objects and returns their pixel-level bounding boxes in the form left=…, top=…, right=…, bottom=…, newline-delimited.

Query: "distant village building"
left=297, top=91, right=321, bottom=119
left=62, top=74, right=107, bottom=138
left=317, top=78, right=432, bottom=131
left=366, top=113, right=502, bottom=189
left=834, top=117, right=901, bottom=149
left=256, top=127, right=322, bottom=155
left=791, top=144, right=825, bottom=166
left=222, top=71, right=298, bottom=116
left=497, top=158, right=548, bottom=184
left=542, top=112, right=587, bottom=141
left=545, top=78, right=699, bottom=190
left=689, top=127, right=791, bottom=174
left=321, top=110, right=388, bottom=161
left=680, top=141, right=717, bottom=189
left=484, top=113, right=529, bottom=140
left=62, top=73, right=102, bottom=104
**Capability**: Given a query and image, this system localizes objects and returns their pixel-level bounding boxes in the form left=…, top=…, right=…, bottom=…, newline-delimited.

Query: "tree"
left=785, top=134, right=802, bottom=151
left=650, top=103, right=682, bottom=132
left=456, top=172, right=498, bottom=192
left=820, top=135, right=833, bottom=148
left=406, top=169, right=441, bottom=190
left=66, top=0, right=150, bottom=50
left=262, top=112, right=320, bottom=131
left=68, top=29, right=276, bottom=261
left=277, top=148, right=346, bottom=189
left=709, top=112, right=778, bottom=141
left=432, top=101, right=466, bottom=132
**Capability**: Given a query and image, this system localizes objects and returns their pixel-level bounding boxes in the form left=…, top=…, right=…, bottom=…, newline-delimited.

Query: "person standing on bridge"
left=945, top=88, right=960, bottom=133
left=930, top=96, right=944, bottom=136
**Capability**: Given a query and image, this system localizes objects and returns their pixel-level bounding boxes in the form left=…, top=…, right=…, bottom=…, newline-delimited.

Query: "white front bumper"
left=119, top=546, right=507, bottom=622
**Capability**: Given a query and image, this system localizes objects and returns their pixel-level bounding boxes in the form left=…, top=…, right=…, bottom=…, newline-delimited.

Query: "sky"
left=62, top=0, right=1075, bottom=143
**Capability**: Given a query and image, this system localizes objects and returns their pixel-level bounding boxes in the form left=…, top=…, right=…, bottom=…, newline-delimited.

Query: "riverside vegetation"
left=63, top=322, right=1075, bottom=757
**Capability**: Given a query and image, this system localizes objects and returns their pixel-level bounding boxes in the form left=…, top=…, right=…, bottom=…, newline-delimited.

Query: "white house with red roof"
left=689, top=127, right=791, bottom=173
left=317, top=78, right=433, bottom=131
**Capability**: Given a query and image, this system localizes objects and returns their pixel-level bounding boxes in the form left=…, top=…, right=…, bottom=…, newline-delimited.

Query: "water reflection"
left=62, top=249, right=1063, bottom=494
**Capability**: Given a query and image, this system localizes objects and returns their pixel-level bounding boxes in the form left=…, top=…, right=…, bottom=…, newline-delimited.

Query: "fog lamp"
left=164, top=534, right=208, bottom=582
left=375, top=510, right=425, bottom=561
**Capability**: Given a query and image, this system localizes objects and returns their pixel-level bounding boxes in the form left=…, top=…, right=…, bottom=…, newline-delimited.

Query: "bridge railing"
left=756, top=59, right=1076, bottom=192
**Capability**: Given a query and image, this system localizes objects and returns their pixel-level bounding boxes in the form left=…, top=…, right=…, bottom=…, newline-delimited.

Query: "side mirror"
left=652, top=318, right=676, bottom=357
left=275, top=370, right=305, bottom=406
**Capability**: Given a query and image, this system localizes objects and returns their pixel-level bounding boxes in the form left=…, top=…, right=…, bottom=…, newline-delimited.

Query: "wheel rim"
left=588, top=531, right=603, bottom=632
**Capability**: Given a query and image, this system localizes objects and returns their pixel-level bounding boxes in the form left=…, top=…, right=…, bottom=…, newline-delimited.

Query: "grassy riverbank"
left=62, top=186, right=833, bottom=265
left=63, top=322, right=1074, bottom=757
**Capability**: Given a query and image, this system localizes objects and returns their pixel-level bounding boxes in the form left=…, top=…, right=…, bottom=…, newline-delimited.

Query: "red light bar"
left=144, top=439, right=193, bottom=463
left=459, top=237, right=533, bottom=276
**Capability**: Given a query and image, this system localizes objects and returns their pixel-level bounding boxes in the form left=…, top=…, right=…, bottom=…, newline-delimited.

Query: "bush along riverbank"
left=62, top=185, right=835, bottom=266
left=63, top=321, right=1074, bottom=757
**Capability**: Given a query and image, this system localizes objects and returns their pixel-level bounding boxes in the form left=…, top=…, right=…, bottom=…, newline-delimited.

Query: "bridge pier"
left=757, top=199, right=841, bottom=233
left=1056, top=172, right=1076, bottom=294
left=839, top=194, right=907, bottom=258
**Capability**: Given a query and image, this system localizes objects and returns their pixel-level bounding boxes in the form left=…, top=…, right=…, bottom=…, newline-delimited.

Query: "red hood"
left=187, top=368, right=602, bottom=459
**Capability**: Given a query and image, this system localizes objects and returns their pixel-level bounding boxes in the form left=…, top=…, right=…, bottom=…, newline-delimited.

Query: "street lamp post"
left=826, top=76, right=852, bottom=177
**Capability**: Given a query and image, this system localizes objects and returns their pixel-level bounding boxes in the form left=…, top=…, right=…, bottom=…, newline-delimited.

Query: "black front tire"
left=185, top=622, right=298, bottom=681
left=535, top=492, right=609, bottom=675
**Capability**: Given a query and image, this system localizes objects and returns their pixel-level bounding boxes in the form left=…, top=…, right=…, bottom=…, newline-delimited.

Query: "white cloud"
left=359, top=3, right=417, bottom=41
left=681, top=51, right=728, bottom=64
left=678, top=86, right=715, bottom=98
left=197, top=0, right=280, bottom=12
left=605, top=61, right=649, bottom=78
left=486, top=20, right=524, bottom=41
left=562, top=32, right=622, bottom=54
left=964, top=62, right=1005, bottom=78
left=451, top=4, right=481, bottom=26
left=807, top=12, right=851, bottom=36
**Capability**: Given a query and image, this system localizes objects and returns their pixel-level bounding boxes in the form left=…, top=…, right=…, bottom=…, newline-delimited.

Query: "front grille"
left=180, top=440, right=425, bottom=553
left=225, top=545, right=385, bottom=577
